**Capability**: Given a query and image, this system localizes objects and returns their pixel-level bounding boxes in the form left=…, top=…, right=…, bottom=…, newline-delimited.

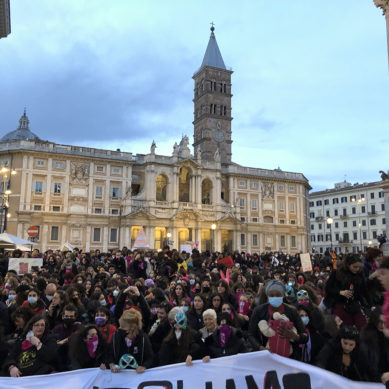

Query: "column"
left=103, top=226, right=109, bottom=252
left=105, top=178, right=110, bottom=215
left=228, top=176, right=234, bottom=205
left=86, top=225, right=91, bottom=251
left=172, top=228, right=179, bottom=251
left=61, top=225, right=67, bottom=247
left=42, top=224, right=48, bottom=252
left=374, top=0, right=389, bottom=69
left=196, top=175, right=202, bottom=205
left=215, top=176, right=221, bottom=205
left=64, top=164, right=71, bottom=214
left=45, top=158, right=52, bottom=212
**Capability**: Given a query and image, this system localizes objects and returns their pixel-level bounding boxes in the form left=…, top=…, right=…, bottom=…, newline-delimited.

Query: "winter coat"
left=204, top=327, right=247, bottom=358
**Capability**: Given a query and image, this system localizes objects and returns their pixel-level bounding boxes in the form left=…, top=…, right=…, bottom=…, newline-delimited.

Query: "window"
left=278, top=185, right=284, bottom=191
left=50, top=226, right=59, bottom=241
left=279, top=200, right=285, bottom=211
left=379, top=191, right=384, bottom=198
left=240, top=234, right=246, bottom=246
left=362, top=219, right=366, bottom=226
left=334, top=209, right=338, bottom=216
left=382, top=204, right=385, bottom=211
left=250, top=182, right=258, bottom=189
left=111, top=187, right=120, bottom=199
left=289, top=202, right=295, bottom=213
left=360, top=194, right=365, bottom=199
left=370, top=219, right=376, bottom=226
left=335, top=233, right=339, bottom=240
left=318, top=223, right=322, bottom=230
left=326, top=234, right=331, bottom=241
left=251, top=199, right=258, bottom=210
left=370, top=192, right=375, bottom=199
left=363, top=231, right=367, bottom=239
left=310, top=212, right=315, bottom=218
left=383, top=218, right=386, bottom=225
left=350, top=195, right=356, bottom=202
left=326, top=210, right=330, bottom=217
left=291, top=236, right=296, bottom=247
left=311, top=224, right=314, bottom=230
left=252, top=217, right=258, bottom=222
left=33, top=205, right=42, bottom=211
left=290, top=220, right=296, bottom=224
left=343, top=221, right=348, bottom=227
left=281, top=235, right=286, bottom=246
left=52, top=206, right=60, bottom=212
left=361, top=205, right=366, bottom=213
left=309, top=201, right=314, bottom=207
left=279, top=219, right=285, bottom=224
left=353, top=232, right=358, bottom=240
left=110, top=228, right=118, bottom=243
left=35, top=181, right=43, bottom=193
left=252, top=234, right=258, bottom=246
left=93, top=228, right=101, bottom=242
left=112, top=167, right=121, bottom=174
left=316, top=200, right=322, bottom=206
left=342, top=208, right=347, bottom=216
left=333, top=198, right=339, bottom=204
left=53, top=161, right=65, bottom=169
left=240, top=217, right=246, bottom=222
left=239, top=181, right=245, bottom=187
left=371, top=205, right=376, bottom=214
left=94, top=208, right=102, bottom=214
left=311, top=235, right=315, bottom=242
left=341, top=197, right=347, bottom=203
left=352, top=207, right=356, bottom=215
left=352, top=221, right=357, bottom=227
left=372, top=231, right=377, bottom=239
left=239, top=198, right=245, bottom=208
left=111, top=209, right=119, bottom=215
left=96, top=166, right=104, bottom=173
left=95, top=186, right=103, bottom=199
left=36, top=160, right=45, bottom=167
left=53, top=183, right=62, bottom=194
left=335, top=222, right=339, bottom=228
left=289, top=185, right=295, bottom=191
left=324, top=199, right=329, bottom=205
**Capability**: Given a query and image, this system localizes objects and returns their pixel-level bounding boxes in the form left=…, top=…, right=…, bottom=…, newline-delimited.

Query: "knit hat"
left=265, top=279, right=286, bottom=296
left=145, top=279, right=154, bottom=287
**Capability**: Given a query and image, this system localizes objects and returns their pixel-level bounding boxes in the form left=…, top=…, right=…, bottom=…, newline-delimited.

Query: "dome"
left=1, top=110, right=40, bottom=142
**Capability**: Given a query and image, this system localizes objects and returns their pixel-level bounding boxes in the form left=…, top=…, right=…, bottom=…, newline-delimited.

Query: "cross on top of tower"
left=210, top=22, right=215, bottom=32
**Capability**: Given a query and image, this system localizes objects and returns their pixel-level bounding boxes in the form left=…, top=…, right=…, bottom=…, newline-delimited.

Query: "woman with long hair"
left=217, top=279, right=237, bottom=309
left=323, top=254, right=368, bottom=330
left=4, top=315, right=57, bottom=377
left=187, top=294, right=206, bottom=331
left=47, top=290, right=68, bottom=329
left=69, top=325, right=107, bottom=370
left=169, top=282, right=189, bottom=307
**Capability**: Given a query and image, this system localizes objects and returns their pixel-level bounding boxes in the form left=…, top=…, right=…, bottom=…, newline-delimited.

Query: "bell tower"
left=193, top=25, right=233, bottom=164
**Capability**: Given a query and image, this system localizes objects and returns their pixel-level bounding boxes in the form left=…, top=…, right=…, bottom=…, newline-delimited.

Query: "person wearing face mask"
left=94, top=307, right=117, bottom=343
left=203, top=312, right=247, bottom=360
left=295, top=305, right=325, bottom=364
left=52, top=304, right=83, bottom=370
left=6, top=288, right=17, bottom=308
left=108, top=308, right=153, bottom=373
left=42, top=283, right=57, bottom=307
left=21, top=288, right=46, bottom=315
left=248, top=279, right=307, bottom=358
left=69, top=325, right=107, bottom=370
left=158, top=309, right=201, bottom=367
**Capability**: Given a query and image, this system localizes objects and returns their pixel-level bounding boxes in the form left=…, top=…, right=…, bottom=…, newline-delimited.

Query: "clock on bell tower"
left=193, top=25, right=233, bottom=164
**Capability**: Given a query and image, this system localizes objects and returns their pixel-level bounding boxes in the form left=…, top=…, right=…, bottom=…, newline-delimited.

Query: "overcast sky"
left=0, top=1, right=388, bottom=191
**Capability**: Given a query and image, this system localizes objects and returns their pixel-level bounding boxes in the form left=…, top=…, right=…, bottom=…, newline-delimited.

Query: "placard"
left=300, top=252, right=313, bottom=272
left=8, top=257, right=43, bottom=275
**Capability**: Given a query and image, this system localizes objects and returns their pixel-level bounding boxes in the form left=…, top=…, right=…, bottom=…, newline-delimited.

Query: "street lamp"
left=368, top=240, right=372, bottom=246
left=327, top=217, right=333, bottom=251
left=0, top=167, right=16, bottom=233
left=211, top=223, right=216, bottom=252
left=352, top=197, right=365, bottom=252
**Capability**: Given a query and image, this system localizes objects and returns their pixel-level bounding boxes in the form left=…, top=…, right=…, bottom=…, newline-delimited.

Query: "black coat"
left=187, top=309, right=204, bottom=331
left=3, top=333, right=57, bottom=376
left=204, top=327, right=247, bottom=358
left=108, top=329, right=153, bottom=369
left=69, top=342, right=107, bottom=370
left=149, top=318, right=171, bottom=353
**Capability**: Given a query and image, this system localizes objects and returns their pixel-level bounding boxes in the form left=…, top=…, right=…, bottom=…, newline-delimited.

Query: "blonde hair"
left=119, top=308, right=142, bottom=329
left=202, top=309, right=217, bottom=320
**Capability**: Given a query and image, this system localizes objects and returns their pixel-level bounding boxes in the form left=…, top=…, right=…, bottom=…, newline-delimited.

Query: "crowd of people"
left=0, top=246, right=389, bottom=384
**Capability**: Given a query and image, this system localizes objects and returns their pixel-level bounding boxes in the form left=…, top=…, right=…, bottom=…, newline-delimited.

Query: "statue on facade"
left=173, top=142, right=178, bottom=156
left=150, top=140, right=156, bottom=155
left=380, top=170, right=389, bottom=181
left=178, top=135, right=191, bottom=158
left=262, top=182, right=274, bottom=199
left=214, top=148, right=221, bottom=163
left=196, top=148, right=202, bottom=162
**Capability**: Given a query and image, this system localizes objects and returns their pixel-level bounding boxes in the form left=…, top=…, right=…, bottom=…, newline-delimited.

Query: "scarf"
left=219, top=325, right=232, bottom=348
left=87, top=335, right=99, bottom=358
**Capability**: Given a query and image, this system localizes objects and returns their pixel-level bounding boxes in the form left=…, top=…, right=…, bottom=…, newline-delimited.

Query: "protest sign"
left=8, top=257, right=43, bottom=275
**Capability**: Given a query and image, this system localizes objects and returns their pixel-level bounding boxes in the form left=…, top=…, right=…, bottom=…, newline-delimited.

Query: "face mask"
left=202, top=286, right=210, bottom=293
left=175, top=330, right=182, bottom=340
left=268, top=297, right=283, bottom=308
left=66, top=266, right=72, bottom=270
left=288, top=281, right=295, bottom=286
left=301, top=316, right=310, bottom=326
left=189, top=279, right=195, bottom=285
left=180, top=306, right=188, bottom=313
left=113, top=290, right=119, bottom=297
left=150, top=307, right=157, bottom=315
left=5, top=283, right=11, bottom=289
left=46, top=295, right=53, bottom=302
left=77, top=280, right=83, bottom=284
left=87, top=335, right=98, bottom=357
left=99, top=299, right=107, bottom=306
left=8, top=294, right=15, bottom=301
left=28, top=297, right=38, bottom=305
left=95, top=316, right=106, bottom=326
left=299, top=300, right=310, bottom=307
left=63, top=318, right=75, bottom=326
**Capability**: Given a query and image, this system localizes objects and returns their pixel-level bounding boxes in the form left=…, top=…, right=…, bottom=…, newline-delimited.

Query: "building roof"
left=1, top=110, right=40, bottom=142
left=0, top=0, right=11, bottom=39
left=200, top=26, right=226, bottom=70
left=309, top=180, right=383, bottom=197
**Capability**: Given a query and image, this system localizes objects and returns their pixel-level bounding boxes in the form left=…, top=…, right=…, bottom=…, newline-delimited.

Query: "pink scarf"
left=87, top=335, right=98, bottom=358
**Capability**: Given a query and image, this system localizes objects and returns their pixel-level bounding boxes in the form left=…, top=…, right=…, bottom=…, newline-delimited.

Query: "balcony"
left=368, top=211, right=377, bottom=216
left=340, top=215, right=348, bottom=219
left=315, top=216, right=324, bottom=221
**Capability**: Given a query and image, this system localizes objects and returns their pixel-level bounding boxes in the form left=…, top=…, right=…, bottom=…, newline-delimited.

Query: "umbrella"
left=0, top=233, right=37, bottom=248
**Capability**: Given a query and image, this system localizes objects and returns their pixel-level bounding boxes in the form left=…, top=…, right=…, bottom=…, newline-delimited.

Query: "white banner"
left=0, top=351, right=384, bottom=389
left=8, top=258, right=43, bottom=275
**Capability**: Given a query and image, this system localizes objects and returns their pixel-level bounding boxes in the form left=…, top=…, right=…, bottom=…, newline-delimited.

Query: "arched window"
left=179, top=167, right=191, bottom=202
left=201, top=179, right=212, bottom=204
left=156, top=174, right=168, bottom=201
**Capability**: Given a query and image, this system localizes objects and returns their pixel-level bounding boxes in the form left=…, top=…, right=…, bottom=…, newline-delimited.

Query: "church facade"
left=0, top=28, right=310, bottom=253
